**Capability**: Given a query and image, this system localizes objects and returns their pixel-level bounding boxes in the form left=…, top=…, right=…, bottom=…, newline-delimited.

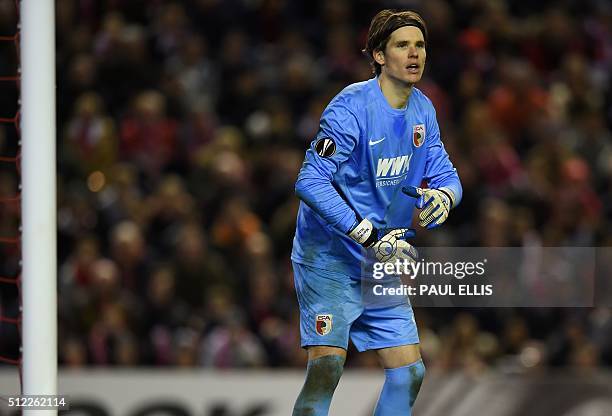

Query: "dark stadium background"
left=0, top=0, right=611, bottom=406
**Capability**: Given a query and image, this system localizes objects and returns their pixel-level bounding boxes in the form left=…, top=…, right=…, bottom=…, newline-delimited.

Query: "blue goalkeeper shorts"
left=292, top=261, right=420, bottom=352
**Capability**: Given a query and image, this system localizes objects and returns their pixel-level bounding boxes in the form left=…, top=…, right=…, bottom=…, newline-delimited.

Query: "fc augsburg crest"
left=413, top=124, right=425, bottom=147
left=315, top=314, right=332, bottom=336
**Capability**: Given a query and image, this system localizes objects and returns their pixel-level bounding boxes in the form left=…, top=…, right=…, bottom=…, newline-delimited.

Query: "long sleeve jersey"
left=292, top=77, right=462, bottom=277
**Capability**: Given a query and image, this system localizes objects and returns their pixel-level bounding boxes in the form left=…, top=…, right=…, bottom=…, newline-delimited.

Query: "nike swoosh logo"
left=369, top=137, right=385, bottom=146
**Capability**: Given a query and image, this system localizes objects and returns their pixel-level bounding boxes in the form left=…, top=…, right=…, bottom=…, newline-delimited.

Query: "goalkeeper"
left=291, top=9, right=462, bottom=416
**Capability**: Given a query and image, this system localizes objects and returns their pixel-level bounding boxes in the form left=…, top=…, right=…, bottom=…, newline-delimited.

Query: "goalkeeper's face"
left=377, top=26, right=426, bottom=86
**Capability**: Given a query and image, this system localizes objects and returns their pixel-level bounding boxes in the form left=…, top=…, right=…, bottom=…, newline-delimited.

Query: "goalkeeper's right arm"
left=294, top=173, right=357, bottom=234
left=295, top=171, right=419, bottom=263
left=294, top=102, right=361, bottom=234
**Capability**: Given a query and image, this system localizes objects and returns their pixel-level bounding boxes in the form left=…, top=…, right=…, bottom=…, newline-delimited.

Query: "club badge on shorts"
left=412, top=124, right=425, bottom=147
left=315, top=314, right=333, bottom=336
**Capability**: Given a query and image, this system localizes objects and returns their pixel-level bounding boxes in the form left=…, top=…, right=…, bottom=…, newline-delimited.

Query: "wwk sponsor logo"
left=375, top=154, right=412, bottom=187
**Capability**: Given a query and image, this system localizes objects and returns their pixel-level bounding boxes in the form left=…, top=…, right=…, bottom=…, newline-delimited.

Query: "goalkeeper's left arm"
left=403, top=109, right=462, bottom=229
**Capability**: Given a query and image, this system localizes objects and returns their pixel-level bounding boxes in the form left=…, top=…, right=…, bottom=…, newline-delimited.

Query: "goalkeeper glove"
left=402, top=186, right=454, bottom=229
left=348, top=218, right=418, bottom=263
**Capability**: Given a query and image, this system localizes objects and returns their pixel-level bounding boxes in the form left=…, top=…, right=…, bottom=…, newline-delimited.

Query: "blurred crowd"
left=0, top=0, right=611, bottom=372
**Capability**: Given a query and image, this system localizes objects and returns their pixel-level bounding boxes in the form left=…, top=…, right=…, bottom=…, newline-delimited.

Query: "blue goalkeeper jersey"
left=291, top=77, right=462, bottom=277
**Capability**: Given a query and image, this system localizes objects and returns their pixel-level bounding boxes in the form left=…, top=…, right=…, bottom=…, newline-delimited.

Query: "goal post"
left=20, top=0, right=57, bottom=412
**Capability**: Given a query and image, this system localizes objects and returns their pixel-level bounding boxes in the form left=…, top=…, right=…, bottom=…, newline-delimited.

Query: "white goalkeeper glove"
left=402, top=186, right=455, bottom=229
left=348, top=218, right=418, bottom=263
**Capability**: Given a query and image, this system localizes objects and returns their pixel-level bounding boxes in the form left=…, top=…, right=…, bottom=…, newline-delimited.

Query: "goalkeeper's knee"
left=374, top=359, right=426, bottom=416
left=293, top=354, right=345, bottom=416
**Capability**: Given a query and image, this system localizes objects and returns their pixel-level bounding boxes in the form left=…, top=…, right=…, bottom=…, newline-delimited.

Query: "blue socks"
left=373, top=359, right=426, bottom=416
left=293, top=355, right=345, bottom=416
left=293, top=356, right=425, bottom=416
